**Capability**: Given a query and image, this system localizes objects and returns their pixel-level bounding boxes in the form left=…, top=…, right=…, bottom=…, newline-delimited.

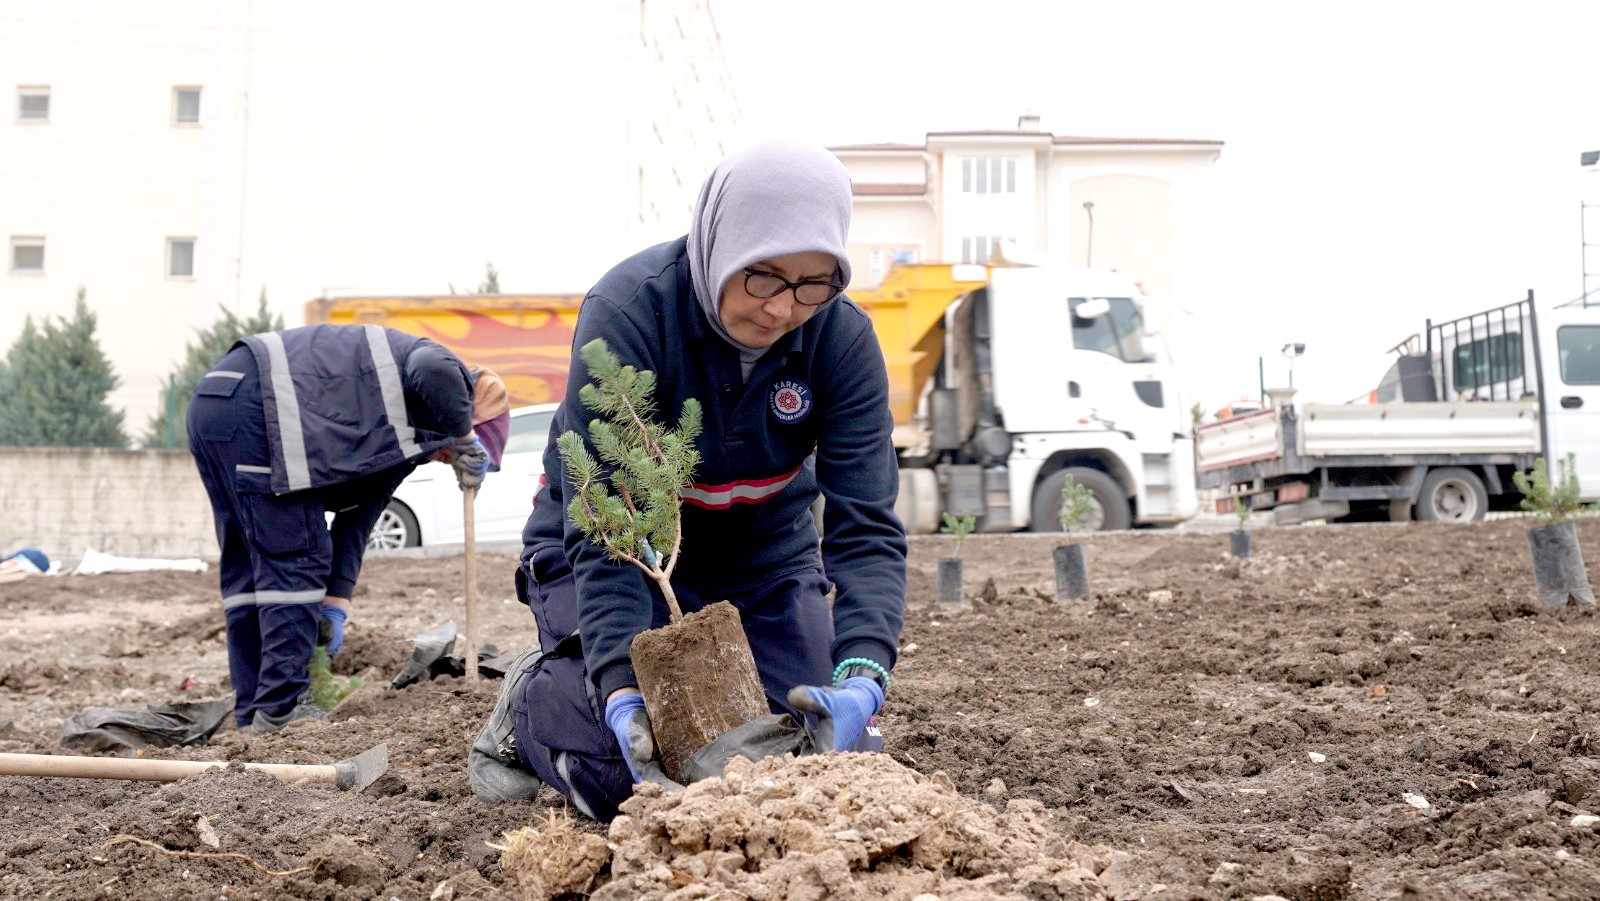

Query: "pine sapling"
left=1234, top=495, right=1252, bottom=528
left=1060, top=476, right=1096, bottom=533
left=940, top=511, right=976, bottom=557
left=556, top=339, right=702, bottom=622
left=308, top=647, right=362, bottom=710
left=1514, top=453, right=1592, bottom=526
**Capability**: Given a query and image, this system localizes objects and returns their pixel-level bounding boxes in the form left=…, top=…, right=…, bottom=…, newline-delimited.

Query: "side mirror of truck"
left=1074, top=298, right=1112, bottom=319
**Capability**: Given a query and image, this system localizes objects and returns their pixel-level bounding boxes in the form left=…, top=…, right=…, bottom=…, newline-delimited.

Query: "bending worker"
left=469, top=141, right=908, bottom=818
left=189, top=324, right=509, bottom=733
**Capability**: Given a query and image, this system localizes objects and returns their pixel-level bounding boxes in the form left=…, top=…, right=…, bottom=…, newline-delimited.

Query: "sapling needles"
left=556, top=339, right=703, bottom=622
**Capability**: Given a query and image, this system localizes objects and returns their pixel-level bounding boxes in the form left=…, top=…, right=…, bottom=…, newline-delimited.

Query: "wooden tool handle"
left=463, top=485, right=479, bottom=681
left=0, top=752, right=338, bottom=785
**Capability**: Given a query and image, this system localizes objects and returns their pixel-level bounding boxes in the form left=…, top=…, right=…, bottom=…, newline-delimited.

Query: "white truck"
left=1195, top=293, right=1600, bottom=523
left=892, top=263, right=1198, bottom=533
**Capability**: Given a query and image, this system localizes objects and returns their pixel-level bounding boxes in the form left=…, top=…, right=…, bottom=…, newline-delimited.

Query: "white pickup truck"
left=1196, top=293, right=1600, bottom=523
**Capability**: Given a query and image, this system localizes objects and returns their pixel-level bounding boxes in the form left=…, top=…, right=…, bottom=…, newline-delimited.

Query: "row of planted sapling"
left=1052, top=476, right=1095, bottom=600
left=933, top=475, right=1097, bottom=605
left=1514, top=453, right=1596, bottom=608
left=1231, top=496, right=1252, bottom=557
left=934, top=476, right=1112, bottom=604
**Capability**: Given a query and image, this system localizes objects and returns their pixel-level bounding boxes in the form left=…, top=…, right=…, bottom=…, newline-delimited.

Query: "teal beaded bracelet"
left=832, top=657, right=890, bottom=691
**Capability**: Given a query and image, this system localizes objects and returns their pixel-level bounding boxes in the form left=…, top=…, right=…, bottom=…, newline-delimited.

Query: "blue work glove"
left=451, top=436, right=489, bottom=490
left=603, top=693, right=683, bottom=790
left=316, top=604, right=347, bottom=656
left=788, top=676, right=885, bottom=753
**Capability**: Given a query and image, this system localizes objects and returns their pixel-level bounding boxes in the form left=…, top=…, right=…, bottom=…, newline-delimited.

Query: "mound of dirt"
left=590, top=753, right=1109, bottom=900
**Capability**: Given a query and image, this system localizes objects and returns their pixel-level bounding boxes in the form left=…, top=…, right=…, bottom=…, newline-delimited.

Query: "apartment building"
left=832, top=115, right=1223, bottom=302
left=2, top=0, right=739, bottom=429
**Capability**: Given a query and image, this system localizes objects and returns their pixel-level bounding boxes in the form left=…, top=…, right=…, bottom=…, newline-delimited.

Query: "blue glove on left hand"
left=451, top=436, right=490, bottom=489
left=317, top=604, right=347, bottom=656
left=603, top=693, right=683, bottom=791
left=787, top=676, right=884, bottom=753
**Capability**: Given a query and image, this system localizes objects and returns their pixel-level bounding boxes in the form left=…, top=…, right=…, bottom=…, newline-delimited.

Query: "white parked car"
left=366, top=403, right=559, bottom=549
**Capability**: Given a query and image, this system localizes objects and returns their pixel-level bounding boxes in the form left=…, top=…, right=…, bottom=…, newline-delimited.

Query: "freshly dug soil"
left=592, top=752, right=1107, bottom=900
left=3, top=520, right=1600, bottom=898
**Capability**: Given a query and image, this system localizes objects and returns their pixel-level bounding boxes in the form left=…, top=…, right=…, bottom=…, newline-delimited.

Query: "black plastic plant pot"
left=1230, top=529, right=1252, bottom=558
left=1053, top=543, right=1089, bottom=601
left=1527, top=520, right=1596, bottom=607
left=936, top=558, right=964, bottom=605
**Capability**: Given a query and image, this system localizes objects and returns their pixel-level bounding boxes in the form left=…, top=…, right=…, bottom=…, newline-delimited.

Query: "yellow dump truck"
left=307, top=262, right=1197, bottom=532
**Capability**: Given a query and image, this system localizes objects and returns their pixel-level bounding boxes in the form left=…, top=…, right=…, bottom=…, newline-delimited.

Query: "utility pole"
left=1082, top=201, right=1095, bottom=267
left=1282, top=343, right=1306, bottom=388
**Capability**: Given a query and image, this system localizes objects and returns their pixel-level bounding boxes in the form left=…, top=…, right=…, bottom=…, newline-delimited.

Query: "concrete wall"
left=0, top=449, right=217, bottom=565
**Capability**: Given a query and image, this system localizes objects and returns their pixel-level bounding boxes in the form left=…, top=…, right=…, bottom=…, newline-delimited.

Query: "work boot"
left=468, top=646, right=544, bottom=803
left=250, top=691, right=329, bottom=735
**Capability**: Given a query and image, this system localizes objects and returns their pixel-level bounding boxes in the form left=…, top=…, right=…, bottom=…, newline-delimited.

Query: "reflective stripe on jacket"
left=239, top=324, right=458, bottom=494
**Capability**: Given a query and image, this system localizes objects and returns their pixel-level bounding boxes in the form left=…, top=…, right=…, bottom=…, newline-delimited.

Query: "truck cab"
left=895, top=265, right=1198, bottom=533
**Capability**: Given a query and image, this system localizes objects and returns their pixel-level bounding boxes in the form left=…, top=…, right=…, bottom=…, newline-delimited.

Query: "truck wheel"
left=1387, top=498, right=1414, bottom=522
left=1415, top=467, right=1487, bottom=523
left=367, top=501, right=421, bottom=549
left=1031, top=467, right=1131, bottom=532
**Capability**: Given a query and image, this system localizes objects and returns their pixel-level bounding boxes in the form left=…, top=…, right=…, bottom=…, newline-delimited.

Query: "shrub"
left=939, top=511, right=976, bottom=557
left=1059, top=477, right=1095, bottom=533
left=1513, top=454, right=1592, bottom=525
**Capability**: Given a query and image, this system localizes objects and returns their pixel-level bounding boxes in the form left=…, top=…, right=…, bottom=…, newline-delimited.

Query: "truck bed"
left=1195, top=400, right=1540, bottom=485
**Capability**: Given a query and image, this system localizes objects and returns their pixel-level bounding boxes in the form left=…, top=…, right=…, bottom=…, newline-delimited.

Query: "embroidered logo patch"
left=769, top=378, right=812, bottom=424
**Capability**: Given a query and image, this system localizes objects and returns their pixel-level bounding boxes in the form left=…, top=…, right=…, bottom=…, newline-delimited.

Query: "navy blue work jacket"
left=523, top=238, right=908, bottom=701
left=238, top=325, right=472, bottom=494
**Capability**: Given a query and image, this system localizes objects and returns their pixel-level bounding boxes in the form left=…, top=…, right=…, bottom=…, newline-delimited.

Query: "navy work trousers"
left=187, top=347, right=404, bottom=728
left=510, top=546, right=882, bottom=821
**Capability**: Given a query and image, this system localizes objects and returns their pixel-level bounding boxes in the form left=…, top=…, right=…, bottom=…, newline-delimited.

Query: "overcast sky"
left=714, top=1, right=1600, bottom=408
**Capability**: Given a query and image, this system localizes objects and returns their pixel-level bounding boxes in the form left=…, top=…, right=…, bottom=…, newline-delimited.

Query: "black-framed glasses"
left=743, top=268, right=844, bottom=307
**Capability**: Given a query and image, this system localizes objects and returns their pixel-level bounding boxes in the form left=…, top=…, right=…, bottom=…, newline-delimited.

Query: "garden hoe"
left=0, top=743, right=388, bottom=792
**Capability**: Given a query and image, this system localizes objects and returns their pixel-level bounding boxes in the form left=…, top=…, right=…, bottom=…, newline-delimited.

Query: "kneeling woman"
left=469, top=141, right=908, bottom=819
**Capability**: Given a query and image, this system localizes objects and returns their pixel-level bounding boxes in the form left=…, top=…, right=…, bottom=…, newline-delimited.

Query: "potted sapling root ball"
left=557, top=338, right=769, bottom=780
left=1512, top=453, right=1597, bottom=608
left=937, top=512, right=976, bottom=605
left=1231, top=496, right=1253, bottom=558
left=1053, top=476, right=1095, bottom=601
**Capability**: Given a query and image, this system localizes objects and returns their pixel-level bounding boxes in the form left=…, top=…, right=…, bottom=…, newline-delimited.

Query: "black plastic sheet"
left=389, top=621, right=505, bottom=688
left=59, top=698, right=232, bottom=754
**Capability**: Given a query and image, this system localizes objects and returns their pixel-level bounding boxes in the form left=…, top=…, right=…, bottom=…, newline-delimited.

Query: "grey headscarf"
left=687, top=141, right=853, bottom=380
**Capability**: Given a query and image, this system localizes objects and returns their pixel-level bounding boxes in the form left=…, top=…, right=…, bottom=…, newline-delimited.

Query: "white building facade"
left=2, top=0, right=739, bottom=430
left=832, top=120, right=1223, bottom=302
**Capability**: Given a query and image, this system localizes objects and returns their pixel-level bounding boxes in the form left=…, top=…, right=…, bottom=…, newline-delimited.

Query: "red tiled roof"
left=925, top=129, right=1052, bottom=137
left=852, top=183, right=927, bottom=196
left=1053, top=135, right=1223, bottom=146
left=829, top=143, right=927, bottom=152
left=876, top=130, right=1224, bottom=146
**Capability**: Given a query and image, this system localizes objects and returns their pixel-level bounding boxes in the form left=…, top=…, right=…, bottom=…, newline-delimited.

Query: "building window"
left=1451, top=331, right=1522, bottom=392
left=869, top=246, right=921, bottom=284
left=17, top=86, right=49, bottom=123
left=10, top=237, right=44, bottom=274
left=172, top=86, right=201, bottom=125
left=1560, top=325, right=1600, bottom=385
left=167, top=237, right=196, bottom=279
left=960, top=235, right=1013, bottom=264
left=960, top=157, right=1016, bottom=194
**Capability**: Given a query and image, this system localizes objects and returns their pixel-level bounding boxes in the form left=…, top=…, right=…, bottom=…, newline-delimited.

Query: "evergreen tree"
left=478, top=261, right=501, bottom=294
left=557, top=338, right=702, bottom=621
left=0, top=289, right=128, bottom=448
left=144, top=290, right=284, bottom=448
